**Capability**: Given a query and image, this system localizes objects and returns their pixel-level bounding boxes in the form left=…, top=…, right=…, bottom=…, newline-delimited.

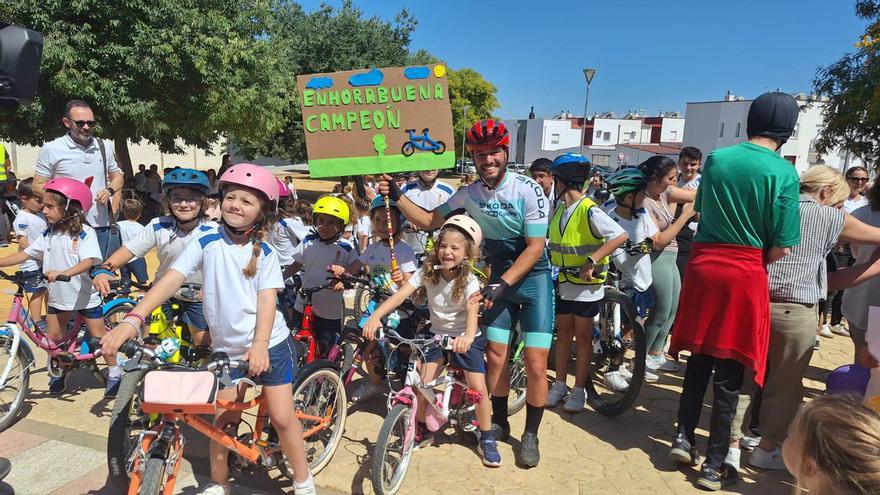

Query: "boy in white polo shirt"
left=13, top=178, right=48, bottom=321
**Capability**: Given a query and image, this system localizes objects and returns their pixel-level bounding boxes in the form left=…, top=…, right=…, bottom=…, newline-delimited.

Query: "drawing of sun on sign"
left=297, top=65, right=455, bottom=178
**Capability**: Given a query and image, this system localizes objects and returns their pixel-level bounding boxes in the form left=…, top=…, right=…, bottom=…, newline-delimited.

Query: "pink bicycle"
left=370, top=329, right=482, bottom=495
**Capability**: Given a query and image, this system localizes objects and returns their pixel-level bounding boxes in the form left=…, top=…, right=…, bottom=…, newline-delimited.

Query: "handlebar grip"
left=56, top=274, right=71, bottom=282
left=119, top=340, right=145, bottom=357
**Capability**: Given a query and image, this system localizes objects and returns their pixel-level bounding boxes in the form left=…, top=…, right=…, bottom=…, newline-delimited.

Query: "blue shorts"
left=48, top=305, right=103, bottom=319
left=623, top=287, right=655, bottom=318
left=484, top=270, right=555, bottom=349
left=555, top=296, right=601, bottom=318
left=161, top=298, right=207, bottom=331
left=228, top=336, right=298, bottom=387
left=420, top=330, right=486, bottom=374
left=22, top=269, right=46, bottom=294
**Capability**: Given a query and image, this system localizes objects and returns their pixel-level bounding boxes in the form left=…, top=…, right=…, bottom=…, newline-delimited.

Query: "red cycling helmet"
left=465, top=119, right=510, bottom=152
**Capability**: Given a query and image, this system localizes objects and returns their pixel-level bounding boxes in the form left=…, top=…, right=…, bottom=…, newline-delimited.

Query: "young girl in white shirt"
left=101, top=164, right=315, bottom=495
left=0, top=178, right=117, bottom=396
left=361, top=215, right=502, bottom=467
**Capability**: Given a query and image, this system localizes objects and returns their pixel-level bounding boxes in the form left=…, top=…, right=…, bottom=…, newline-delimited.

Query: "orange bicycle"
left=105, top=340, right=347, bottom=495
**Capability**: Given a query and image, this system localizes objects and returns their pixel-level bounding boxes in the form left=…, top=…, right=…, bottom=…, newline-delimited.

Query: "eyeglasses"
left=169, top=197, right=200, bottom=205
left=848, top=177, right=869, bottom=183
left=72, top=120, right=96, bottom=128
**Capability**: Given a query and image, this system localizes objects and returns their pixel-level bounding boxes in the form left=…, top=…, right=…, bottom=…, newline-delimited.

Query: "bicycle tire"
left=371, top=403, right=414, bottom=495
left=586, top=288, right=646, bottom=417
left=507, top=333, right=527, bottom=416
left=107, top=369, right=148, bottom=489
left=349, top=284, right=371, bottom=322
left=0, top=335, right=30, bottom=432
left=138, top=456, right=167, bottom=495
left=338, top=337, right=358, bottom=383
left=432, top=140, right=446, bottom=155
left=292, top=360, right=347, bottom=475
left=401, top=142, right=415, bottom=157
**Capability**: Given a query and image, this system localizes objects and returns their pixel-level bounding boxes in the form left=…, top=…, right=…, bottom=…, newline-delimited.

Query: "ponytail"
left=242, top=221, right=271, bottom=278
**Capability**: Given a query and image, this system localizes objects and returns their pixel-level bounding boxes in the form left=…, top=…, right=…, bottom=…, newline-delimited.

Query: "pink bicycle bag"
left=140, top=369, right=218, bottom=415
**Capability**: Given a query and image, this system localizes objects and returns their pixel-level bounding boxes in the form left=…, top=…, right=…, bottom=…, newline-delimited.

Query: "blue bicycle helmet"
left=551, top=153, right=591, bottom=186
left=370, top=195, right=399, bottom=214
left=162, top=168, right=210, bottom=195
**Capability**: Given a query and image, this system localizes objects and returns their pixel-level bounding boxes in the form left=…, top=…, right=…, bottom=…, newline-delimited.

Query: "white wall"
left=540, top=119, right=582, bottom=151
left=660, top=118, right=685, bottom=143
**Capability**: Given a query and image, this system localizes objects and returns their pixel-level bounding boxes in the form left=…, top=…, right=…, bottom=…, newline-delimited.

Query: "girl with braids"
left=361, top=215, right=502, bottom=467
left=101, top=164, right=316, bottom=495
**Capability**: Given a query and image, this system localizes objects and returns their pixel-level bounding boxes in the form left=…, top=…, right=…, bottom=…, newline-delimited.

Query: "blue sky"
left=297, top=1, right=868, bottom=119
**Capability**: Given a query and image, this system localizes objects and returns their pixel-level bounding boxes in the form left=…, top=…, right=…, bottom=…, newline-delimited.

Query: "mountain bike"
left=371, top=329, right=482, bottom=495
left=103, top=339, right=347, bottom=494
left=401, top=128, right=446, bottom=156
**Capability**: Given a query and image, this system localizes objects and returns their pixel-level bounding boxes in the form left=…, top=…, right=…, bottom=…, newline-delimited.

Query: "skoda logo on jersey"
left=479, top=201, right=514, bottom=218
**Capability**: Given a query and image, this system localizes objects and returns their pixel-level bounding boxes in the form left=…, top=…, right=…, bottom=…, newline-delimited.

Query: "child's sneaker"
left=197, top=483, right=229, bottom=495
left=105, top=374, right=122, bottom=398
left=293, top=474, right=317, bottom=495
left=562, top=387, right=585, bottom=413
left=603, top=371, right=630, bottom=392
left=478, top=433, right=502, bottom=467
left=545, top=380, right=568, bottom=407
left=618, top=366, right=633, bottom=382
left=414, top=422, right=434, bottom=450
left=48, top=373, right=66, bottom=394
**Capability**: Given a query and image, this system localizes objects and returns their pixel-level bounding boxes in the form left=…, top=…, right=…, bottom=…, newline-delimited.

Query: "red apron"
left=669, top=242, right=771, bottom=386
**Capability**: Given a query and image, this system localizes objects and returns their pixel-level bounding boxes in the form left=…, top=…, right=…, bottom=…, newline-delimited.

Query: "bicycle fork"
left=0, top=325, right=30, bottom=388
left=129, top=421, right=184, bottom=495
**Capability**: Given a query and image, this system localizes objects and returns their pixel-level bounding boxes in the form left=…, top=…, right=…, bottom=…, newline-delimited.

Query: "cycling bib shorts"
left=483, top=269, right=555, bottom=349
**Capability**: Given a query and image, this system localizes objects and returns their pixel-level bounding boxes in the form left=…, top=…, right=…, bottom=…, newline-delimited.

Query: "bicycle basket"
left=140, top=369, right=218, bottom=414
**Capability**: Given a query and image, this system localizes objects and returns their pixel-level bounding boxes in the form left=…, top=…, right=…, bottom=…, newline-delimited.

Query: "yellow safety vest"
left=0, top=144, right=7, bottom=181
left=548, top=197, right=610, bottom=285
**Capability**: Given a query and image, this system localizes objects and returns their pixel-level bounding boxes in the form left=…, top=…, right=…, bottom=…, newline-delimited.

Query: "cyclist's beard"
left=479, top=163, right=507, bottom=189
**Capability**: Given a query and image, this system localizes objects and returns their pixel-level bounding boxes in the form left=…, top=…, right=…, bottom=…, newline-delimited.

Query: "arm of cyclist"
left=0, top=250, right=32, bottom=268
left=47, top=257, right=99, bottom=283
left=361, top=281, right=419, bottom=340
left=581, top=232, right=629, bottom=280
left=651, top=202, right=696, bottom=250
left=92, top=246, right=137, bottom=296
left=473, top=236, right=545, bottom=310
left=376, top=174, right=445, bottom=231
left=282, top=261, right=302, bottom=281
left=101, top=269, right=186, bottom=355
left=244, top=288, right=275, bottom=376
left=453, top=297, right=480, bottom=354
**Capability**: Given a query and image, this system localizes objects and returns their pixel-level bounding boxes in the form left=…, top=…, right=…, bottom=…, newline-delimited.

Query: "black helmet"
left=550, top=153, right=591, bottom=186
left=747, top=92, right=799, bottom=144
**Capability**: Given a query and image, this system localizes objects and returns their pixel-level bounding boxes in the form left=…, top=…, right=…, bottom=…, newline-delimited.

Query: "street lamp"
left=460, top=105, right=469, bottom=170
left=579, top=68, right=596, bottom=156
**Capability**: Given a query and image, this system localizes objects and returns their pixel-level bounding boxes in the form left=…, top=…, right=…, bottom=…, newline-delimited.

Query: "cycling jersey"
left=125, top=216, right=217, bottom=283
left=437, top=172, right=549, bottom=273
left=402, top=180, right=454, bottom=255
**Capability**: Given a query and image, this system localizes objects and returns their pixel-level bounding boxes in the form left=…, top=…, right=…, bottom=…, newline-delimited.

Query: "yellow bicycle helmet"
left=313, top=195, right=350, bottom=225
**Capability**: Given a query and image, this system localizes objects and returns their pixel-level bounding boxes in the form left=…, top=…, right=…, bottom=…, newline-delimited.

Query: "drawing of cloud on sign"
left=348, top=68, right=384, bottom=87
left=305, top=76, right=333, bottom=90
left=403, top=67, right=430, bottom=80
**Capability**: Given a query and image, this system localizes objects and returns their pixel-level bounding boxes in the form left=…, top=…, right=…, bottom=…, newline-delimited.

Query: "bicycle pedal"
left=464, top=389, right=482, bottom=404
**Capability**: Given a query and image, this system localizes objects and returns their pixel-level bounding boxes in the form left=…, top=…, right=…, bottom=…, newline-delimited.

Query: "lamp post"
left=460, top=105, right=469, bottom=171
left=579, top=68, right=596, bottom=156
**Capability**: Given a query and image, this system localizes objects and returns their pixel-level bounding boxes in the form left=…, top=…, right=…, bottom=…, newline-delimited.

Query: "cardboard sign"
left=297, top=65, right=455, bottom=178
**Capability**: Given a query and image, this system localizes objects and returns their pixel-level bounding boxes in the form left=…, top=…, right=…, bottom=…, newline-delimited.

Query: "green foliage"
left=448, top=68, right=499, bottom=158
left=813, top=1, right=880, bottom=162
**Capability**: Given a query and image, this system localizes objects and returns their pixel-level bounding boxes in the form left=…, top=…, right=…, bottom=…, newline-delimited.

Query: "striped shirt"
left=768, top=195, right=844, bottom=304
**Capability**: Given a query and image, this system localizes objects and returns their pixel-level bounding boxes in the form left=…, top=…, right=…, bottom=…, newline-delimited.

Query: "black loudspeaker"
left=0, top=22, right=43, bottom=106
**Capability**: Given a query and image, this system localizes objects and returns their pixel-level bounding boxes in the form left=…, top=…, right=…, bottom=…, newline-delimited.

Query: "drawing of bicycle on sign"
left=401, top=128, right=446, bottom=156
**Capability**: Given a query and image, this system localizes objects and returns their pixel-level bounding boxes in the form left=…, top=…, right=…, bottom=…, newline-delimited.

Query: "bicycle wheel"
left=507, top=332, right=527, bottom=415
left=432, top=140, right=446, bottom=155
left=586, top=288, right=646, bottom=417
left=138, top=456, right=167, bottom=495
left=107, top=370, right=150, bottom=489
left=371, top=403, right=415, bottom=495
left=292, top=360, right=347, bottom=475
left=401, top=142, right=415, bottom=157
left=349, top=285, right=371, bottom=322
left=0, top=333, right=30, bottom=432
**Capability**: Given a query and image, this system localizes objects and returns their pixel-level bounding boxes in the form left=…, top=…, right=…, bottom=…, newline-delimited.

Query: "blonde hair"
left=789, top=396, right=880, bottom=494
left=421, top=226, right=481, bottom=302
left=800, top=165, right=849, bottom=206
left=220, top=185, right=275, bottom=278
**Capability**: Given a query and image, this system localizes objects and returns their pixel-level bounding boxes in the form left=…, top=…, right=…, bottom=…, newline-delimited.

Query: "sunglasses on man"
left=71, top=120, right=96, bottom=128
left=848, top=177, right=869, bottom=183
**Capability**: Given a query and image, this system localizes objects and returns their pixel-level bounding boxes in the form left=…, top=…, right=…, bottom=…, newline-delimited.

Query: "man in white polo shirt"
left=32, top=100, right=125, bottom=258
left=401, top=169, right=454, bottom=257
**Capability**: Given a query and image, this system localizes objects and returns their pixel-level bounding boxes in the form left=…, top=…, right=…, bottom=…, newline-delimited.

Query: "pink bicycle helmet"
left=277, top=177, right=290, bottom=198
left=442, top=214, right=482, bottom=247
left=219, top=163, right=279, bottom=205
left=44, top=178, right=93, bottom=212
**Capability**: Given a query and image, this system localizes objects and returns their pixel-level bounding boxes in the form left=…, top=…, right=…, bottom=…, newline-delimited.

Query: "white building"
left=683, top=92, right=864, bottom=173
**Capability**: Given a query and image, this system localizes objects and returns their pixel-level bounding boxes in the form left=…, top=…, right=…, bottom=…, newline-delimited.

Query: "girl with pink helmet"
left=102, top=163, right=316, bottom=495
left=0, top=178, right=121, bottom=396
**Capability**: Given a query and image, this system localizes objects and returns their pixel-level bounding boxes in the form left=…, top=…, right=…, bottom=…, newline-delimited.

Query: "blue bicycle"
left=401, top=128, right=446, bottom=156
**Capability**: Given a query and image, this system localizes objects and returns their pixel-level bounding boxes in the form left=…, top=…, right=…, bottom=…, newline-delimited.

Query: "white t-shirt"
left=402, top=180, right=454, bottom=254
left=358, top=241, right=418, bottom=291
left=117, top=220, right=146, bottom=259
left=171, top=226, right=289, bottom=358
left=556, top=200, right=626, bottom=302
left=125, top=216, right=217, bottom=283
left=24, top=226, right=103, bottom=310
left=607, top=209, right=658, bottom=292
left=407, top=268, right=481, bottom=337
left=270, top=217, right=310, bottom=267
left=34, top=134, right=121, bottom=227
left=13, top=210, right=47, bottom=272
left=291, top=234, right=358, bottom=319
left=843, top=205, right=880, bottom=330
left=844, top=196, right=869, bottom=215
left=356, top=216, right=372, bottom=242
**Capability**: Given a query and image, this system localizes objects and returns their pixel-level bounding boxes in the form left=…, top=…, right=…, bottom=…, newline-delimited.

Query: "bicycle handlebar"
left=90, top=338, right=249, bottom=372
left=107, top=279, right=151, bottom=292
left=0, top=270, right=70, bottom=284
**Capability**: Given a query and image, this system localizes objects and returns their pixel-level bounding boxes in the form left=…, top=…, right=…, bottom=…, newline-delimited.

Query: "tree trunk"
left=113, top=136, right=134, bottom=187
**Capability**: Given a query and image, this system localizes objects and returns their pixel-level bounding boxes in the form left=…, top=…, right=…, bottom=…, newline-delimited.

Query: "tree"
left=448, top=68, right=500, bottom=159
left=0, top=0, right=292, bottom=182
left=813, top=1, right=880, bottom=163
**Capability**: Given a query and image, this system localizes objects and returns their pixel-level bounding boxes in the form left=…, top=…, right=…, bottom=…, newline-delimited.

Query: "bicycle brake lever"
left=217, top=368, right=235, bottom=389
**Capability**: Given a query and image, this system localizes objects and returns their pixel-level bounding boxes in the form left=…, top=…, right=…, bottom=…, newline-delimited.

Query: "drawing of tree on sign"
left=372, top=134, right=387, bottom=156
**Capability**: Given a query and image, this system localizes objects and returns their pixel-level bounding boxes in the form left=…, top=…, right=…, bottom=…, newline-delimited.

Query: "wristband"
left=91, top=268, right=115, bottom=278
left=123, top=312, right=146, bottom=326
left=387, top=181, right=403, bottom=202
left=106, top=187, right=116, bottom=196
left=117, top=320, right=140, bottom=334
left=253, top=338, right=270, bottom=344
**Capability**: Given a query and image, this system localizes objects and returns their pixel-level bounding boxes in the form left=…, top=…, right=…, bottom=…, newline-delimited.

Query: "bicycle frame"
left=0, top=323, right=31, bottom=389
left=7, top=290, right=97, bottom=360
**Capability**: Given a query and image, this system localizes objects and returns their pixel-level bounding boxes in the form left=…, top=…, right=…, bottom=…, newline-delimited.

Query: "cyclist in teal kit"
left=377, top=119, right=552, bottom=468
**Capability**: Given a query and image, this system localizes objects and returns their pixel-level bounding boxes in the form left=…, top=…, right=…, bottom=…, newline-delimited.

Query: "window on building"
left=792, top=123, right=799, bottom=139
left=735, top=122, right=741, bottom=138
left=592, top=154, right=610, bottom=166
left=719, top=123, right=725, bottom=138
left=629, top=131, right=637, bottom=140
left=595, top=130, right=602, bottom=138
left=551, top=133, right=560, bottom=144
left=670, top=130, right=678, bottom=140
left=603, top=132, right=611, bottom=141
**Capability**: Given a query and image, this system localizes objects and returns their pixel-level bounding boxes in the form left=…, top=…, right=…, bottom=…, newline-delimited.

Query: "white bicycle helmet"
left=442, top=215, right=483, bottom=247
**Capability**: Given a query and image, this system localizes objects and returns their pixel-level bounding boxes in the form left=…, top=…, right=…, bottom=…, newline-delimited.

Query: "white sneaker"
left=656, top=355, right=681, bottom=372
left=643, top=368, right=659, bottom=382
left=830, top=324, right=851, bottom=337
left=545, top=381, right=568, bottom=407
left=646, top=355, right=663, bottom=371
left=724, top=447, right=741, bottom=470
left=198, top=484, right=230, bottom=495
left=818, top=324, right=834, bottom=338
left=740, top=435, right=761, bottom=452
left=749, top=446, right=787, bottom=471
left=562, top=387, right=586, bottom=413
left=293, top=475, right=317, bottom=495
left=603, top=371, right=630, bottom=392
left=618, top=366, right=633, bottom=382
left=350, top=380, right=384, bottom=403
